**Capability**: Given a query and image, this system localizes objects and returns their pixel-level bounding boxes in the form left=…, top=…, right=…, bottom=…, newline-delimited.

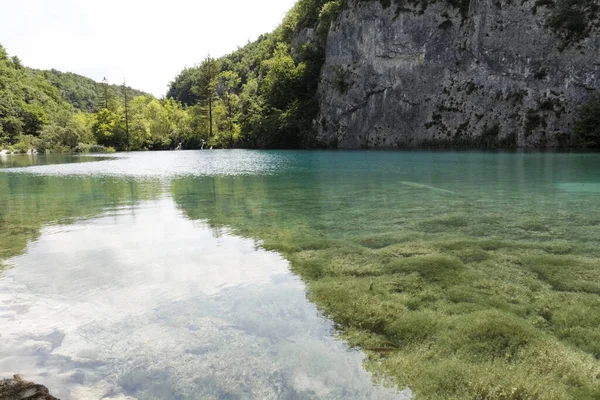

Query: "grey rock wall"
left=316, top=0, right=600, bottom=148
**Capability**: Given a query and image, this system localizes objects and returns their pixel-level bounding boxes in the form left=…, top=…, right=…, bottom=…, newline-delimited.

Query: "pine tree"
left=97, top=77, right=115, bottom=111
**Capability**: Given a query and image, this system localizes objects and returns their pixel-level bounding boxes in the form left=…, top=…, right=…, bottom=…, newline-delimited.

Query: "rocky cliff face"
left=0, top=375, right=57, bottom=400
left=314, top=0, right=600, bottom=148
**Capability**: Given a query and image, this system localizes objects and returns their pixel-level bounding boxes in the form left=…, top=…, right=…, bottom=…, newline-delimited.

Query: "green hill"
left=167, top=0, right=331, bottom=148
left=0, top=45, right=72, bottom=147
left=1, top=43, right=192, bottom=153
left=32, top=68, right=147, bottom=113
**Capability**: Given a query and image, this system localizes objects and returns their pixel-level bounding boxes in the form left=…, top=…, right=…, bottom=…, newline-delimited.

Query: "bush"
left=573, top=94, right=600, bottom=147
left=74, top=143, right=114, bottom=153
left=548, top=0, right=596, bottom=45
left=8, top=137, right=32, bottom=154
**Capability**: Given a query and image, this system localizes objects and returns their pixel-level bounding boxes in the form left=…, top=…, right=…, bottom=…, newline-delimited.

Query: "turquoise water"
left=1, top=150, right=600, bottom=399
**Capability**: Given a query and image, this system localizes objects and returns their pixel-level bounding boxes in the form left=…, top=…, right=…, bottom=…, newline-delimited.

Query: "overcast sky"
left=0, top=0, right=298, bottom=97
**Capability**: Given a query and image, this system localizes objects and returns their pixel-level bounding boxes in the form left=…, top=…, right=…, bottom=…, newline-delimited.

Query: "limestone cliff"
left=0, top=375, right=57, bottom=400
left=314, top=0, right=600, bottom=148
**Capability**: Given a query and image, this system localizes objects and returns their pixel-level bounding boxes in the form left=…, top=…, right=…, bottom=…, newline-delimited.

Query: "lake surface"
left=1, top=150, right=600, bottom=399
left=0, top=152, right=411, bottom=399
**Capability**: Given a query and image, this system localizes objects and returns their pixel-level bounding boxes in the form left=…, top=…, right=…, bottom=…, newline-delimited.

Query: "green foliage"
left=170, top=167, right=600, bottom=400
left=74, top=143, right=115, bottom=153
left=93, top=108, right=126, bottom=149
left=37, top=110, right=95, bottom=153
left=214, top=71, right=242, bottom=147
left=573, top=93, right=600, bottom=147
left=122, top=96, right=193, bottom=151
left=0, top=42, right=195, bottom=153
left=547, top=0, right=599, bottom=45
left=33, top=69, right=146, bottom=113
left=167, top=0, right=334, bottom=148
left=0, top=44, right=7, bottom=61
left=331, top=65, right=353, bottom=94
left=192, top=56, right=220, bottom=104
left=8, top=137, right=32, bottom=154
left=261, top=44, right=306, bottom=109
left=0, top=46, right=68, bottom=147
left=166, top=67, right=200, bottom=106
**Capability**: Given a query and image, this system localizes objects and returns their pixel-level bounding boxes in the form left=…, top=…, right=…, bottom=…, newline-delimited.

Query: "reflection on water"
left=0, top=153, right=113, bottom=169
left=0, top=197, right=408, bottom=399
left=2, top=150, right=600, bottom=399
left=3, top=151, right=290, bottom=177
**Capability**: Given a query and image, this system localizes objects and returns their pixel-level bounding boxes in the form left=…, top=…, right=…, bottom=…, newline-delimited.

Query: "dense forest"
left=167, top=0, right=600, bottom=149
left=167, top=0, right=338, bottom=148
left=0, top=0, right=350, bottom=152
left=0, top=44, right=192, bottom=153
left=33, top=69, right=147, bottom=113
left=2, top=0, right=599, bottom=152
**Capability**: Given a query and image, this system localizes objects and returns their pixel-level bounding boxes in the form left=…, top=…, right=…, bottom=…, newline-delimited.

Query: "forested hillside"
left=0, top=43, right=194, bottom=153
left=0, top=44, right=88, bottom=153
left=33, top=69, right=146, bottom=113
left=168, top=0, right=600, bottom=148
left=167, top=0, right=337, bottom=148
left=2, top=0, right=599, bottom=152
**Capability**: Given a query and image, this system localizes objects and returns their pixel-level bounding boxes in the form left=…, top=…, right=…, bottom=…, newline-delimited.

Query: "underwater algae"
left=170, top=158, right=600, bottom=400
left=1, top=150, right=600, bottom=399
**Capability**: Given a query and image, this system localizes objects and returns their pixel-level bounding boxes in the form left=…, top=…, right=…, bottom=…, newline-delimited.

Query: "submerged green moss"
left=170, top=155, right=600, bottom=399
left=2, top=151, right=600, bottom=399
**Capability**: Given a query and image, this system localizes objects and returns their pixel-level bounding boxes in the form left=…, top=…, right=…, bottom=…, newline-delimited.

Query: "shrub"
left=573, top=94, right=600, bottom=147
left=331, top=65, right=353, bottom=94
left=75, top=143, right=114, bottom=153
left=548, top=0, right=596, bottom=45
left=8, top=137, right=32, bottom=154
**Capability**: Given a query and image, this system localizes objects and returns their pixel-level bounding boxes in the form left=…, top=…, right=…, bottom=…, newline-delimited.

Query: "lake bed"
left=1, top=150, right=600, bottom=399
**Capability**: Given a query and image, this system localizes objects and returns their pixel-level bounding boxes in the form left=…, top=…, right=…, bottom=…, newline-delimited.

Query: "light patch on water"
left=2, top=151, right=292, bottom=178
left=557, top=182, right=600, bottom=193
left=0, top=197, right=410, bottom=400
left=399, top=181, right=457, bottom=194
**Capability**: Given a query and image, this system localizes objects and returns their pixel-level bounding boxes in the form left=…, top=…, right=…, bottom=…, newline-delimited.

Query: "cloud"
left=0, top=0, right=297, bottom=96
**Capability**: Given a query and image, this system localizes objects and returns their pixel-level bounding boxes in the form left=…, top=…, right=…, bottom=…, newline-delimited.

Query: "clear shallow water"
left=0, top=198, right=404, bottom=399
left=0, top=153, right=113, bottom=169
left=0, top=152, right=411, bottom=399
left=1, top=151, right=290, bottom=177
left=1, top=150, right=600, bottom=399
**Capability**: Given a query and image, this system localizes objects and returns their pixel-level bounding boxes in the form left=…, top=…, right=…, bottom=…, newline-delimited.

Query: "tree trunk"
left=123, top=80, right=130, bottom=150
left=209, top=96, right=213, bottom=137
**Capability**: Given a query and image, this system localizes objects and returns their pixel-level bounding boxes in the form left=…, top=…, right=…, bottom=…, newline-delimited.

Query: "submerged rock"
left=0, top=375, right=57, bottom=400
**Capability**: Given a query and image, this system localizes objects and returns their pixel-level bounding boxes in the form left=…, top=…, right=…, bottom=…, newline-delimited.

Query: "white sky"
left=0, top=0, right=298, bottom=97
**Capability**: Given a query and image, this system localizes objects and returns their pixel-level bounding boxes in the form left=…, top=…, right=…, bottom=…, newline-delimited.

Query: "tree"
left=166, top=67, right=200, bottom=106
left=193, top=55, right=220, bottom=138
left=98, top=77, right=116, bottom=111
left=127, top=95, right=152, bottom=150
left=37, top=110, right=94, bottom=152
left=122, top=79, right=130, bottom=150
left=163, top=98, right=192, bottom=148
left=573, top=93, right=600, bottom=147
left=260, top=43, right=306, bottom=110
left=216, top=71, right=241, bottom=147
left=144, top=99, right=171, bottom=149
left=0, top=94, right=25, bottom=143
left=11, top=56, right=23, bottom=69
left=0, top=44, right=7, bottom=61
left=93, top=108, right=126, bottom=149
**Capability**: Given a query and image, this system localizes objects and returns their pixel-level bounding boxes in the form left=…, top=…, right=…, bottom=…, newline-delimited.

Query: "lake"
left=1, top=150, right=600, bottom=399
